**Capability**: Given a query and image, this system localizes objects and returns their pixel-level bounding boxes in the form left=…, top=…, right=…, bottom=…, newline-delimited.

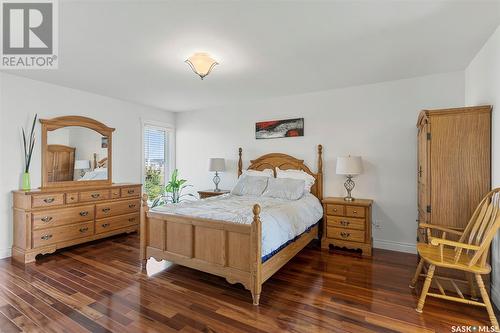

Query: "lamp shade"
left=74, top=160, right=90, bottom=170
left=336, top=156, right=363, bottom=175
left=208, top=158, right=225, bottom=172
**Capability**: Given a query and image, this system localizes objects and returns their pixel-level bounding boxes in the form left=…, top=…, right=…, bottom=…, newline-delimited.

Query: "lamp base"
left=213, top=172, right=221, bottom=192
left=343, top=175, right=356, bottom=202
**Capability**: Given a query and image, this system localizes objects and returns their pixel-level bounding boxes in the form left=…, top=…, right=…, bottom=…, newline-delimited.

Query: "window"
left=142, top=122, right=174, bottom=200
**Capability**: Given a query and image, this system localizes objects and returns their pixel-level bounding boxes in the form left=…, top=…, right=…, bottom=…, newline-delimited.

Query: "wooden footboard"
left=140, top=194, right=263, bottom=304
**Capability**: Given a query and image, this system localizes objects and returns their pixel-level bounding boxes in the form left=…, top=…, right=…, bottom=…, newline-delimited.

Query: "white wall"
left=465, top=24, right=500, bottom=308
left=0, top=73, right=175, bottom=258
left=176, top=71, right=465, bottom=254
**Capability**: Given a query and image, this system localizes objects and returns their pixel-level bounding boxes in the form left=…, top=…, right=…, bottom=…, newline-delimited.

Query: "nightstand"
left=198, top=189, right=230, bottom=199
left=321, top=197, right=373, bottom=256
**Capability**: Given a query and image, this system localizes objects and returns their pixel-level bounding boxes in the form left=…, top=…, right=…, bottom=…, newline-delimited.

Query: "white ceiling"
left=4, top=0, right=500, bottom=112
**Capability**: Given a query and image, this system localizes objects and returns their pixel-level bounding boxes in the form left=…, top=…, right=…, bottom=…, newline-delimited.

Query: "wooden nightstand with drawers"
left=198, top=189, right=230, bottom=199
left=321, top=197, right=373, bottom=257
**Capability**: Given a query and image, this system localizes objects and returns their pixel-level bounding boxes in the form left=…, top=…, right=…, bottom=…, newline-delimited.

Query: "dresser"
left=12, top=183, right=141, bottom=263
left=321, top=197, right=373, bottom=256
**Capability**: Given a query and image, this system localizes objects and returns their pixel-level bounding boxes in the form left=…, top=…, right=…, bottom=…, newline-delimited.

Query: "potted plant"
left=151, top=169, right=195, bottom=207
left=21, top=114, right=37, bottom=190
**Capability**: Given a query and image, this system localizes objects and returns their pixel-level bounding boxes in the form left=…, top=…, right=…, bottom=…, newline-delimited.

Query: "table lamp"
left=336, top=155, right=363, bottom=201
left=74, top=160, right=91, bottom=177
left=208, top=158, right=225, bottom=192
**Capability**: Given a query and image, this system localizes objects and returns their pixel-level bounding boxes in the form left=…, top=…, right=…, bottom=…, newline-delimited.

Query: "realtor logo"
left=1, top=0, right=58, bottom=69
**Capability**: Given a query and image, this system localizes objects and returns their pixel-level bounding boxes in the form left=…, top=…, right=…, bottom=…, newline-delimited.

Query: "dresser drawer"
left=95, top=213, right=139, bottom=234
left=79, top=189, right=110, bottom=202
left=32, top=205, right=94, bottom=230
left=66, top=192, right=79, bottom=204
left=327, top=216, right=365, bottom=231
left=346, top=206, right=365, bottom=218
left=327, top=227, right=365, bottom=243
left=32, top=194, right=64, bottom=208
left=325, top=204, right=344, bottom=216
left=95, top=199, right=140, bottom=219
left=121, top=186, right=141, bottom=198
left=33, top=221, right=94, bottom=248
left=111, top=189, right=121, bottom=199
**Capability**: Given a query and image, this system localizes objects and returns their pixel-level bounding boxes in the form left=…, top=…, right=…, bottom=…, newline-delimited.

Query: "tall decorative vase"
left=22, top=172, right=31, bottom=191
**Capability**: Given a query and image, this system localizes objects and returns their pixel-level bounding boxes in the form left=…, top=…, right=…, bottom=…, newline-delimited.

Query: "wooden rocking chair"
left=410, top=188, right=500, bottom=329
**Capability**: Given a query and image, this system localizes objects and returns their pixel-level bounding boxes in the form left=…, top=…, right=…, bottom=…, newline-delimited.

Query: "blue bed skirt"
left=261, top=221, right=319, bottom=263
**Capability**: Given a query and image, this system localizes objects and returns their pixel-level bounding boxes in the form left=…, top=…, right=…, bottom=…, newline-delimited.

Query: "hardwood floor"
left=0, top=234, right=496, bottom=333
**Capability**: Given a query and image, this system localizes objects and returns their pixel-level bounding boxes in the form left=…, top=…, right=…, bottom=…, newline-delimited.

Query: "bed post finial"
left=140, top=193, right=149, bottom=269
left=250, top=203, right=262, bottom=305
left=238, top=147, right=243, bottom=178
left=317, top=144, right=323, bottom=200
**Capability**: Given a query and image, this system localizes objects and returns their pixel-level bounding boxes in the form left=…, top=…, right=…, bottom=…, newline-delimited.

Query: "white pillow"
left=242, top=169, right=274, bottom=178
left=231, top=175, right=269, bottom=196
left=262, top=177, right=305, bottom=200
left=276, top=167, right=315, bottom=192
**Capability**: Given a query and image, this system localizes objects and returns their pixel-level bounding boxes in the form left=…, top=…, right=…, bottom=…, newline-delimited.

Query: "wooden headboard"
left=237, top=145, right=323, bottom=200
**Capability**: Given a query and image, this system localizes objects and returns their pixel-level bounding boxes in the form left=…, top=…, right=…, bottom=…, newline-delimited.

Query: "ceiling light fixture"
left=185, top=52, right=219, bottom=80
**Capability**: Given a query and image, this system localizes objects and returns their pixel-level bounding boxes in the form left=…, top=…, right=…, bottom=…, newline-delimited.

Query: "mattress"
left=152, top=193, right=323, bottom=259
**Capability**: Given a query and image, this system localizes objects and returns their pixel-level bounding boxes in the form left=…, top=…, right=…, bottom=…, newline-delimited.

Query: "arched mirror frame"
left=40, top=116, right=115, bottom=188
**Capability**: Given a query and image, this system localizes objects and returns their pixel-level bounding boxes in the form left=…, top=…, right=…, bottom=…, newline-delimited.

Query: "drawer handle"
left=352, top=210, right=357, bottom=214
left=102, top=208, right=111, bottom=213
left=43, top=198, right=55, bottom=203
left=70, top=197, right=75, bottom=201
left=79, top=211, right=89, bottom=217
left=113, top=192, right=119, bottom=196
left=101, top=223, right=110, bottom=228
left=127, top=189, right=135, bottom=194
left=128, top=218, right=136, bottom=222
left=128, top=204, right=136, bottom=209
left=340, top=220, right=350, bottom=226
left=41, top=216, right=53, bottom=223
left=91, top=193, right=101, bottom=199
left=333, top=208, right=337, bottom=212
left=340, top=232, right=351, bottom=238
left=79, top=227, right=89, bottom=233
left=41, top=234, right=53, bottom=241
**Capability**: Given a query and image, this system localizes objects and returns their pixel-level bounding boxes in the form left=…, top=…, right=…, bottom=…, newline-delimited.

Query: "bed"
left=140, top=145, right=324, bottom=305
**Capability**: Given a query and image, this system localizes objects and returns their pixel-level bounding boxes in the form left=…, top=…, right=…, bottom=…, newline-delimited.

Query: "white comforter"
left=152, top=193, right=323, bottom=258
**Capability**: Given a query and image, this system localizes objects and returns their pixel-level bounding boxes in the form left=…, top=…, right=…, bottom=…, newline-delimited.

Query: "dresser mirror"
left=41, top=116, right=115, bottom=188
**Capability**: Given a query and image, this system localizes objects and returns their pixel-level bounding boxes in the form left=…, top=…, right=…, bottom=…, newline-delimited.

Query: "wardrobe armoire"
left=417, top=105, right=491, bottom=290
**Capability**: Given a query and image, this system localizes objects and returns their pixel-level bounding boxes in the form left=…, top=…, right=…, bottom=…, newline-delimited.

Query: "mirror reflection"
left=46, top=126, right=109, bottom=182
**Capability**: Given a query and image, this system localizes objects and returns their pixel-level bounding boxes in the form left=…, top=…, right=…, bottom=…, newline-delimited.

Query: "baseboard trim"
left=373, top=239, right=416, bottom=254
left=491, top=283, right=500, bottom=310
left=0, top=248, right=11, bottom=259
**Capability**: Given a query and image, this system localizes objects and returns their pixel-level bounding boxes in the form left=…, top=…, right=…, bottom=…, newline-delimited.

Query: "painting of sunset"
left=255, top=118, right=304, bottom=139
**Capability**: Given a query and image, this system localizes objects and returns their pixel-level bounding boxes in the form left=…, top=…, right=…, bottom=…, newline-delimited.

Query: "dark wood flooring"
left=0, top=234, right=496, bottom=333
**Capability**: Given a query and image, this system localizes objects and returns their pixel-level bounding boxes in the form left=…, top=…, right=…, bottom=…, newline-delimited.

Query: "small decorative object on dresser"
left=336, top=155, right=363, bottom=201
left=208, top=158, right=225, bottom=192
left=12, top=116, right=141, bottom=264
left=198, top=189, right=230, bottom=199
left=321, top=197, right=373, bottom=256
left=21, top=114, right=38, bottom=190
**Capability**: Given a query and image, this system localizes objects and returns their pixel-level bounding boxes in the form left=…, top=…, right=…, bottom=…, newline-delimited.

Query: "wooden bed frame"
left=140, top=145, right=323, bottom=305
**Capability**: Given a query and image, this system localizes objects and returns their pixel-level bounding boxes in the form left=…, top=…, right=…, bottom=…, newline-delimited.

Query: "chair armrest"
left=418, top=223, right=464, bottom=236
left=430, top=238, right=480, bottom=251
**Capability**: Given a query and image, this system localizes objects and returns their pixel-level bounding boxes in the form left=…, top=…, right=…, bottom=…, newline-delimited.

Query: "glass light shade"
left=336, top=156, right=363, bottom=175
left=185, top=52, right=219, bottom=79
left=74, top=159, right=90, bottom=170
left=208, top=158, right=225, bottom=172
